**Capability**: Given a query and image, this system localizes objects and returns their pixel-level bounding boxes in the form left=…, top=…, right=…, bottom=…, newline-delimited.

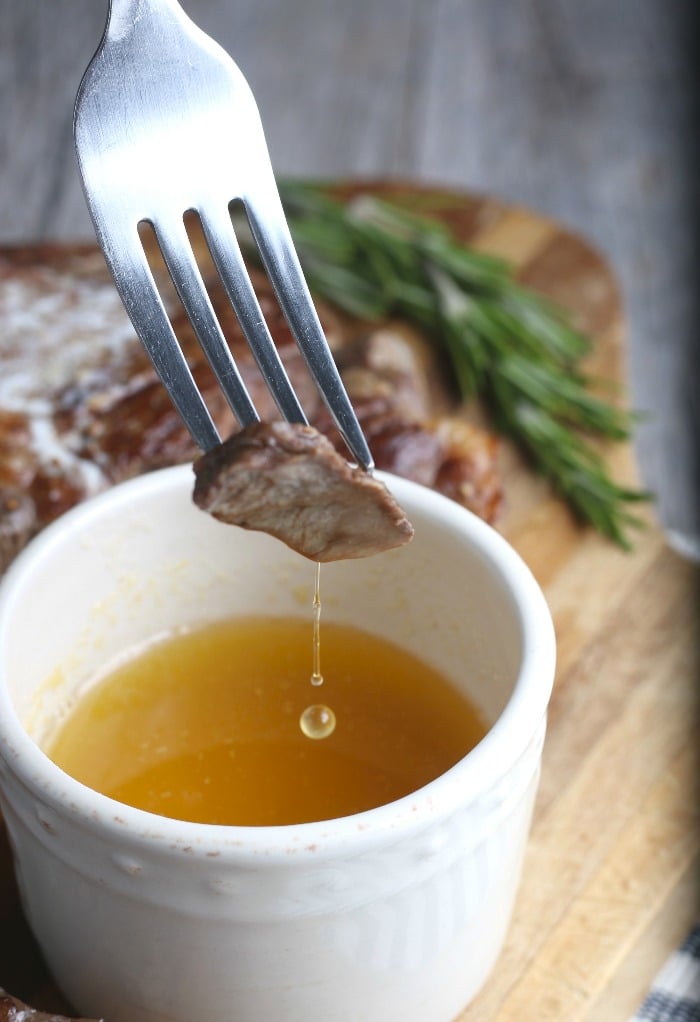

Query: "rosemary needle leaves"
left=274, top=181, right=649, bottom=548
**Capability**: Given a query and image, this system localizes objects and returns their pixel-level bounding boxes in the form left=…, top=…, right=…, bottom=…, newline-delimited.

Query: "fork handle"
left=105, top=0, right=188, bottom=37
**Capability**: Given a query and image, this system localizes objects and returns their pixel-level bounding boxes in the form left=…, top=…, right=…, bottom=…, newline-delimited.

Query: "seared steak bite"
left=192, top=421, right=414, bottom=562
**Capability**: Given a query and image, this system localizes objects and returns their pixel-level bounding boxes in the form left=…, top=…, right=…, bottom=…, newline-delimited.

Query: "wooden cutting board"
left=0, top=183, right=697, bottom=1022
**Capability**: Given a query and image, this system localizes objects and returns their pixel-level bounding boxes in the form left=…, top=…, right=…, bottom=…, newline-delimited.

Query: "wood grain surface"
left=0, top=185, right=697, bottom=1022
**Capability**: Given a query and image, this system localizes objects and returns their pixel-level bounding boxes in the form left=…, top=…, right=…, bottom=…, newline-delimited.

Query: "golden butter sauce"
left=47, top=616, right=487, bottom=826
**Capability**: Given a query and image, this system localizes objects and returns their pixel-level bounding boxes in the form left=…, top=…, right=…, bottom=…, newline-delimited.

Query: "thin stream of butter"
left=300, top=562, right=336, bottom=740
left=311, top=560, right=323, bottom=687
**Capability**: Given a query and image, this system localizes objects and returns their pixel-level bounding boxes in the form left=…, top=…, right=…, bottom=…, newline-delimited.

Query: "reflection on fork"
left=74, top=0, right=373, bottom=470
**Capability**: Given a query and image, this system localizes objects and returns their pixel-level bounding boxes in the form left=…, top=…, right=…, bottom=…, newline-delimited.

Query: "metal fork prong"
left=74, top=0, right=373, bottom=468
left=245, top=194, right=375, bottom=472
left=104, top=223, right=221, bottom=452
left=198, top=207, right=308, bottom=425
left=152, top=216, right=260, bottom=429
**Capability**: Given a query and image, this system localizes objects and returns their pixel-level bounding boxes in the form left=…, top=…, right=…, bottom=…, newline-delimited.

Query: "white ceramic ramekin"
left=0, top=468, right=555, bottom=1022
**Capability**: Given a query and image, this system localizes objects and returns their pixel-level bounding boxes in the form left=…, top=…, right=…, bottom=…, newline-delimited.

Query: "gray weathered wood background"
left=1, top=0, right=698, bottom=555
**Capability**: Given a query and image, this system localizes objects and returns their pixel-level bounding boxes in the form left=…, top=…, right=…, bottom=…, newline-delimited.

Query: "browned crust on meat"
left=314, top=328, right=503, bottom=523
left=193, top=422, right=414, bottom=562
left=432, top=418, right=502, bottom=523
left=0, top=989, right=100, bottom=1022
left=0, top=257, right=501, bottom=572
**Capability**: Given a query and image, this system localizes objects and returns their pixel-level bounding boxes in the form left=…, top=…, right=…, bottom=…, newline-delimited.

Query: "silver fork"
left=74, top=0, right=373, bottom=470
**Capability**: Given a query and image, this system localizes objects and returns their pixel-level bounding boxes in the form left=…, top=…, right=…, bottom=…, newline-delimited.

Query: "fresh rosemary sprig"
left=275, top=180, right=648, bottom=547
